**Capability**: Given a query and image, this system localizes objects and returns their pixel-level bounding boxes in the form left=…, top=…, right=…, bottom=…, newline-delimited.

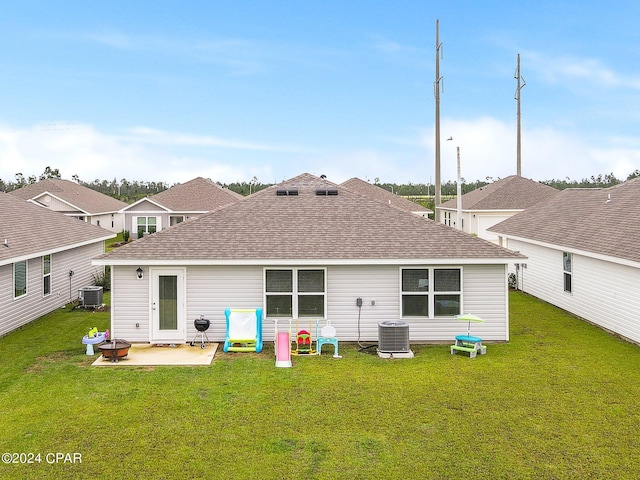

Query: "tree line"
left=1, top=167, right=638, bottom=203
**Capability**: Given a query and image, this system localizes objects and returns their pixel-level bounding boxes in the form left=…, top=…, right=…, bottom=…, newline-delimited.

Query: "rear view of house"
left=94, top=173, right=524, bottom=346
left=490, top=178, right=640, bottom=344
left=0, top=193, right=114, bottom=338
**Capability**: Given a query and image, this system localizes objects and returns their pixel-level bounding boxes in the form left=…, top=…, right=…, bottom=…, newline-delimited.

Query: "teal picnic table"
left=451, top=334, right=486, bottom=358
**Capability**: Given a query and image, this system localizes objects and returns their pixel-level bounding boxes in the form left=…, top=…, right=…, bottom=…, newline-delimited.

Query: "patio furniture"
left=450, top=335, right=486, bottom=358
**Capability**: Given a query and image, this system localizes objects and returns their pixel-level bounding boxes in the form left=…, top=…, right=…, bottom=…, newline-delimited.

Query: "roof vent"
left=316, top=188, right=339, bottom=196
left=276, top=189, right=298, bottom=196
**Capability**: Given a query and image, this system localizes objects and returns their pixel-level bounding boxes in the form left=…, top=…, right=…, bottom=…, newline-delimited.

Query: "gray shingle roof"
left=341, top=177, right=432, bottom=214
left=97, top=173, right=523, bottom=264
left=9, top=179, right=127, bottom=214
left=488, top=177, right=640, bottom=263
left=0, top=192, right=113, bottom=265
left=145, top=177, right=244, bottom=212
left=440, top=175, right=558, bottom=210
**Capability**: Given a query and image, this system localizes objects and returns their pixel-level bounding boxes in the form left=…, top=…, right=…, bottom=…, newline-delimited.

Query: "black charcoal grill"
left=190, top=316, right=211, bottom=349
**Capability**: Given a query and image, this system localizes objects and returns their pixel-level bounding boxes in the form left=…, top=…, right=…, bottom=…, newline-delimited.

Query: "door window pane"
left=158, top=275, right=177, bottom=330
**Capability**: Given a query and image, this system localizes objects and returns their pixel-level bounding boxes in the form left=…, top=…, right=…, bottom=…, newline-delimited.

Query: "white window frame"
left=400, top=266, right=463, bottom=319
left=14, top=260, right=28, bottom=299
left=264, top=267, right=327, bottom=319
left=563, top=252, right=572, bottom=293
left=43, top=254, right=52, bottom=297
left=134, top=216, right=161, bottom=237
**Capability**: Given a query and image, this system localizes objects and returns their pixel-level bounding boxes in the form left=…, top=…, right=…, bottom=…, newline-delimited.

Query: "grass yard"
left=1, top=291, right=639, bottom=479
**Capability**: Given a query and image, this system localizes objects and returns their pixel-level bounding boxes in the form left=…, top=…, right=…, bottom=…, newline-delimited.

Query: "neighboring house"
left=0, top=193, right=114, bottom=338
left=341, top=177, right=433, bottom=217
left=489, top=178, right=640, bottom=345
left=436, top=175, right=558, bottom=242
left=9, top=179, right=127, bottom=233
left=121, top=177, right=244, bottom=239
left=93, top=173, right=523, bottom=346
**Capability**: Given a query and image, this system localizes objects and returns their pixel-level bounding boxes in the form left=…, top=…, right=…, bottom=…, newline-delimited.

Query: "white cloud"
left=419, top=116, right=640, bottom=183
left=525, top=50, right=640, bottom=91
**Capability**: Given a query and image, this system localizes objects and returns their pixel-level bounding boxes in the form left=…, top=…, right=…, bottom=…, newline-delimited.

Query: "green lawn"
left=1, top=291, right=639, bottom=479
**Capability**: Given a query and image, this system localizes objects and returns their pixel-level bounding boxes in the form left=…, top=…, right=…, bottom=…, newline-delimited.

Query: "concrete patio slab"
left=91, top=342, right=218, bottom=366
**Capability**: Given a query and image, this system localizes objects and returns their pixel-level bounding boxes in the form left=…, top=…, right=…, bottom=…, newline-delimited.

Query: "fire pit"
left=99, top=339, right=132, bottom=362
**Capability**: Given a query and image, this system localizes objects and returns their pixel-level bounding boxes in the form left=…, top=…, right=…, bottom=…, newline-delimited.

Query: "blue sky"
left=1, top=1, right=639, bottom=186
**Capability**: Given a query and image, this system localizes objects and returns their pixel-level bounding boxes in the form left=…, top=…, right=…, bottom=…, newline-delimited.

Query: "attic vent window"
left=276, top=189, right=298, bottom=196
left=316, top=188, right=338, bottom=196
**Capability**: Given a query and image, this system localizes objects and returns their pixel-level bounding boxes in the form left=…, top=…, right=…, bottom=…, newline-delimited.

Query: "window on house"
left=563, top=252, right=572, bottom=293
left=43, top=255, right=51, bottom=296
left=14, top=261, right=27, bottom=298
left=137, top=216, right=157, bottom=237
left=169, top=215, right=184, bottom=227
left=265, top=268, right=326, bottom=318
left=401, top=269, right=429, bottom=316
left=401, top=267, right=462, bottom=318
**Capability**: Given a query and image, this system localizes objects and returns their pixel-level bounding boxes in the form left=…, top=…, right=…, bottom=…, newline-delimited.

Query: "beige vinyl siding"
left=36, top=195, right=77, bottom=212
left=186, top=265, right=263, bottom=342
left=109, top=262, right=509, bottom=343
left=507, top=239, right=640, bottom=344
left=0, top=242, right=105, bottom=338
left=111, top=266, right=151, bottom=342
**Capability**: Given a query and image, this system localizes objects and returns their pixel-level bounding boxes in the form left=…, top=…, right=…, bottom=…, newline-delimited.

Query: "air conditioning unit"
left=378, top=320, right=411, bottom=353
left=78, top=286, right=103, bottom=308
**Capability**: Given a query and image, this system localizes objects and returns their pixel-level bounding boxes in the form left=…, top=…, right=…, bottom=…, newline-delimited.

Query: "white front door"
left=151, top=268, right=186, bottom=343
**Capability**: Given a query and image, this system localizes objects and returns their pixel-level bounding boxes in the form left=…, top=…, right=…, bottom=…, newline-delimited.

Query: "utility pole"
left=434, top=19, right=444, bottom=216
left=456, top=146, right=462, bottom=230
left=514, top=53, right=526, bottom=176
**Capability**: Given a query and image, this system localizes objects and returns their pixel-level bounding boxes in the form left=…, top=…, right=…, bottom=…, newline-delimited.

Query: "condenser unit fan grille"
left=378, top=321, right=410, bottom=353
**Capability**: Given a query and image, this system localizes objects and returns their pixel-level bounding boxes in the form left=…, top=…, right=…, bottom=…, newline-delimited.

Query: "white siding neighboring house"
left=93, top=173, right=524, bottom=346
left=9, top=179, right=127, bottom=233
left=0, top=193, right=114, bottom=338
left=341, top=177, right=433, bottom=218
left=121, top=177, right=244, bottom=239
left=436, top=176, right=558, bottom=242
left=489, top=178, right=640, bottom=345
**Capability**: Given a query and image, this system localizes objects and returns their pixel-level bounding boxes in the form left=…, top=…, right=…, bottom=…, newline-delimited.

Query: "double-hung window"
left=43, top=255, right=52, bottom=296
left=14, top=261, right=27, bottom=299
left=563, top=252, right=572, bottom=293
left=401, top=267, right=462, bottom=318
left=265, top=268, right=326, bottom=318
left=137, top=216, right=157, bottom=237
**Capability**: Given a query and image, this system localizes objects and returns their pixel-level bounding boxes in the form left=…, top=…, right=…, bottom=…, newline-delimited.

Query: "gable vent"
left=316, top=188, right=338, bottom=196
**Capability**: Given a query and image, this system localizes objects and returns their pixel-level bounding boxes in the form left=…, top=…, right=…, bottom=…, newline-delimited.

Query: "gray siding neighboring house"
left=0, top=193, right=114, bottom=338
left=436, top=175, right=558, bottom=242
left=489, top=178, right=640, bottom=345
left=341, top=177, right=433, bottom=217
left=9, top=179, right=127, bottom=233
left=94, top=173, right=523, bottom=346
left=121, top=177, right=244, bottom=239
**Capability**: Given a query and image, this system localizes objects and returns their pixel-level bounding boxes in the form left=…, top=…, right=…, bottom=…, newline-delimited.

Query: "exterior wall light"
left=136, top=267, right=143, bottom=279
